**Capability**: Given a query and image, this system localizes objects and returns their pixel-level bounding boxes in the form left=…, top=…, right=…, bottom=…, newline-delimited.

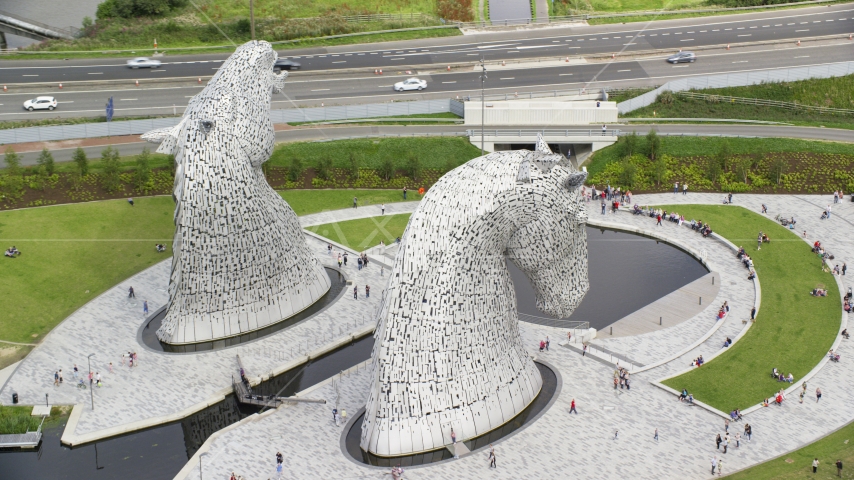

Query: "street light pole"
left=479, top=56, right=487, bottom=156
left=249, top=0, right=256, bottom=40
left=87, top=354, right=95, bottom=411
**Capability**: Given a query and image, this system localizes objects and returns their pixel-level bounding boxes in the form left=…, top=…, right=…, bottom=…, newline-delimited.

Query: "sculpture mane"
left=360, top=137, right=589, bottom=456
left=142, top=41, right=330, bottom=344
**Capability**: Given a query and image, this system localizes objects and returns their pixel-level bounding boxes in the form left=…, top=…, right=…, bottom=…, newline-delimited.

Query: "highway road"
left=9, top=123, right=852, bottom=166
left=1, top=42, right=850, bottom=120
left=0, top=4, right=852, bottom=84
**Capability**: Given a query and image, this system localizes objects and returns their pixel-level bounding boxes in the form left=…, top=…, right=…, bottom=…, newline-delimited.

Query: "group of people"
left=155, top=244, right=167, bottom=253
left=829, top=349, right=841, bottom=362
left=716, top=301, right=730, bottom=320
left=538, top=336, right=550, bottom=352
left=587, top=184, right=632, bottom=205
left=736, top=246, right=754, bottom=271
left=331, top=407, right=348, bottom=426
left=122, top=351, right=140, bottom=367
left=690, top=355, right=705, bottom=368
left=614, top=367, right=631, bottom=390
left=329, top=244, right=372, bottom=272
left=771, top=367, right=795, bottom=383
left=4, top=246, right=20, bottom=257
left=678, top=388, right=695, bottom=404
left=690, top=220, right=713, bottom=238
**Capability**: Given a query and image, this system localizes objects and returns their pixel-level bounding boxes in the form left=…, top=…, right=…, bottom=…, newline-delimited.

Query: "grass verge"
left=306, top=213, right=412, bottom=249
left=287, top=112, right=461, bottom=126
left=0, top=406, right=71, bottom=435
left=660, top=205, right=839, bottom=411
left=0, top=190, right=413, bottom=344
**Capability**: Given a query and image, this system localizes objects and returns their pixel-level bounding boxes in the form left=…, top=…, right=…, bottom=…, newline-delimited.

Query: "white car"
left=126, top=57, right=162, bottom=69
left=393, top=78, right=427, bottom=92
left=23, top=96, right=57, bottom=111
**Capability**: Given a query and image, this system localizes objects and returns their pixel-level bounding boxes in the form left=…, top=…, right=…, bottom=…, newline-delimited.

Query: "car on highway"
left=393, top=78, right=427, bottom=92
left=667, top=51, right=696, bottom=63
left=23, top=96, right=57, bottom=111
left=126, top=57, right=162, bottom=69
left=273, top=58, right=301, bottom=72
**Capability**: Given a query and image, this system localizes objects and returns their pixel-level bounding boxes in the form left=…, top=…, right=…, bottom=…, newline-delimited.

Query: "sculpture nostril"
left=200, top=120, right=214, bottom=133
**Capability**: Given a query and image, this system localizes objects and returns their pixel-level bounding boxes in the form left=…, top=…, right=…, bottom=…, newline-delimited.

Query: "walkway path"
left=535, top=0, right=549, bottom=22
left=488, top=0, right=533, bottom=25
left=178, top=193, right=854, bottom=480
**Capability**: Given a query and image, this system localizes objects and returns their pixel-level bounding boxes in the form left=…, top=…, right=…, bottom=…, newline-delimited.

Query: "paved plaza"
left=1, top=193, right=852, bottom=479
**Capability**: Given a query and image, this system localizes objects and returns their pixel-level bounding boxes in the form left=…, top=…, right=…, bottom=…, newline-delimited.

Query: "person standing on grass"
left=128, top=198, right=134, bottom=207
left=837, top=459, right=843, bottom=476
left=813, top=458, right=820, bottom=474
left=403, top=186, right=407, bottom=200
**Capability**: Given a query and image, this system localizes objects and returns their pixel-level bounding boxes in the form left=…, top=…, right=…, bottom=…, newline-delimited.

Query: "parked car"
left=393, top=78, right=427, bottom=92
left=23, top=96, right=57, bottom=111
left=273, top=58, right=301, bottom=72
left=667, top=51, right=696, bottom=63
left=126, top=57, right=162, bottom=69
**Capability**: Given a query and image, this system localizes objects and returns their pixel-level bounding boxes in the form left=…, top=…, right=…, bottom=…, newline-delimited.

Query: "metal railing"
left=618, top=61, right=854, bottom=114
left=518, top=313, right=589, bottom=331
left=465, top=129, right=621, bottom=137
left=676, top=91, right=854, bottom=116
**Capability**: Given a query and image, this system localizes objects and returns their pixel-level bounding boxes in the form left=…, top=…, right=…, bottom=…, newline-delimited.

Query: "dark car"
left=667, top=51, right=696, bottom=63
left=274, top=58, right=301, bottom=72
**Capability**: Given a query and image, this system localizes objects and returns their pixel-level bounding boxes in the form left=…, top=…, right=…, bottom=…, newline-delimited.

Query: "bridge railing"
left=465, top=129, right=620, bottom=137
left=0, top=9, right=78, bottom=39
left=518, top=313, right=589, bottom=331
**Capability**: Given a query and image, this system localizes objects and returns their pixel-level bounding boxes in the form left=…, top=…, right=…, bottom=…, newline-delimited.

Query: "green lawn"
left=0, top=189, right=413, bottom=351
left=207, top=0, right=437, bottom=19
left=727, top=419, right=854, bottom=479
left=0, top=406, right=69, bottom=435
left=306, top=213, right=412, bottom=250
left=287, top=112, right=462, bottom=126
left=660, top=205, right=839, bottom=411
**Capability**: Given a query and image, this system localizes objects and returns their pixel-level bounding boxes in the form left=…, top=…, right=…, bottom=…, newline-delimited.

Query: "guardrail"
left=676, top=91, right=854, bottom=116
left=465, top=129, right=621, bottom=137
left=460, top=87, right=647, bottom=103
left=518, top=313, right=589, bottom=331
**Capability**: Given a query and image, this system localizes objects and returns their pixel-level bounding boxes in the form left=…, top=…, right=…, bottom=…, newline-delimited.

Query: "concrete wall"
left=465, top=100, right=618, bottom=126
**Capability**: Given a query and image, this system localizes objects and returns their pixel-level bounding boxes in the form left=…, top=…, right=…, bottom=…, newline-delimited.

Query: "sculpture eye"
left=200, top=120, right=215, bottom=134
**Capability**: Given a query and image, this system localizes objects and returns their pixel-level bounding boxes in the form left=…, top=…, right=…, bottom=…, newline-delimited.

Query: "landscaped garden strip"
left=660, top=205, right=839, bottom=411
left=306, top=213, right=412, bottom=250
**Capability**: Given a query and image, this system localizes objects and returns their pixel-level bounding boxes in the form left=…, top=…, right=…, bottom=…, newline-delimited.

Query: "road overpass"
left=0, top=9, right=75, bottom=42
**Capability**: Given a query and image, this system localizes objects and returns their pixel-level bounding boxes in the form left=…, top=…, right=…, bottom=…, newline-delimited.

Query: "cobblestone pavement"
left=179, top=193, right=854, bottom=480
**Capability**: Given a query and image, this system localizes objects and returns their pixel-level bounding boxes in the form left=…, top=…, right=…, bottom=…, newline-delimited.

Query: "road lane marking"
left=796, top=29, right=809, bottom=32
left=680, top=39, right=694, bottom=41
left=22, top=74, right=38, bottom=76
left=311, top=89, right=330, bottom=91
left=559, top=73, right=573, bottom=76
left=442, top=81, right=456, bottom=83
left=332, top=61, right=346, bottom=63
left=618, top=69, right=631, bottom=72
left=623, top=43, right=636, bottom=45
left=737, top=34, right=752, bottom=37
left=119, top=98, right=138, bottom=101
left=88, top=72, right=103, bottom=75
left=500, top=77, right=515, bottom=80
left=732, top=60, right=749, bottom=63
left=672, top=65, right=689, bottom=68
left=794, top=55, right=810, bottom=58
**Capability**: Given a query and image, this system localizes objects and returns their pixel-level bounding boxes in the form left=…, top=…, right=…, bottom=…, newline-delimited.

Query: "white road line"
left=119, top=98, right=138, bottom=101
left=467, top=53, right=479, bottom=56
left=749, top=26, right=757, bottom=28
left=796, top=29, right=809, bottom=32
left=712, top=29, right=720, bottom=31
left=151, top=70, right=166, bottom=72
left=88, top=72, right=103, bottom=75
left=775, top=24, right=782, bottom=26
left=378, top=85, right=392, bottom=87
left=762, top=25, right=769, bottom=27
left=559, top=73, right=573, bottom=76
left=618, top=69, right=631, bottom=72
left=442, top=81, right=456, bottom=83
left=738, top=34, right=752, bottom=37
left=794, top=55, right=810, bottom=58
left=812, top=20, right=821, bottom=23
left=680, top=39, right=694, bottom=41
left=500, top=77, right=515, bottom=80
left=22, top=74, right=38, bottom=77
left=623, top=43, right=636, bottom=45
left=732, top=60, right=749, bottom=63
left=371, top=53, right=378, bottom=54
left=672, top=65, right=689, bottom=68
left=391, top=57, right=406, bottom=60
left=649, top=34, right=657, bottom=36
left=552, top=40, right=561, bottom=42
left=311, top=89, right=330, bottom=91
left=800, top=22, right=808, bottom=24
left=332, top=61, right=346, bottom=63
left=787, top=23, right=795, bottom=25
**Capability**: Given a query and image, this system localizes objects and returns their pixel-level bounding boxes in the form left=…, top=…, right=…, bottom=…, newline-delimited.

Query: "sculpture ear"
left=142, top=118, right=186, bottom=155
left=535, top=134, right=552, bottom=154
left=564, top=171, right=588, bottom=191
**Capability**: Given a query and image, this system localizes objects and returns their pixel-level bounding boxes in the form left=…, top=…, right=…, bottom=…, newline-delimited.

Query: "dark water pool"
left=343, top=362, right=558, bottom=467
left=510, top=226, right=709, bottom=330
left=140, top=268, right=347, bottom=353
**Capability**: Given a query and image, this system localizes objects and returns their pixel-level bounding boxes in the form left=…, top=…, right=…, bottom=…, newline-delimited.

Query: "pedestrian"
left=545, top=336, right=550, bottom=351
left=683, top=183, right=688, bottom=195
left=614, top=429, right=618, bottom=440
left=403, top=186, right=408, bottom=200
left=813, top=458, right=820, bottom=474
left=128, top=286, right=135, bottom=298
left=715, top=433, right=722, bottom=450
left=837, top=459, right=843, bottom=476
left=834, top=191, right=839, bottom=203
left=566, top=331, right=572, bottom=343
left=735, top=432, right=741, bottom=448
left=276, top=462, right=283, bottom=478
left=88, top=371, right=93, bottom=386
left=613, top=376, right=618, bottom=390
left=582, top=344, right=587, bottom=356
left=451, top=428, right=457, bottom=444
left=353, top=196, right=358, bottom=208
left=381, top=203, right=385, bottom=215
left=96, top=372, right=102, bottom=387
left=843, top=263, right=847, bottom=276
left=656, top=213, right=662, bottom=226
left=353, top=286, right=358, bottom=299
left=332, top=408, right=338, bottom=422
left=73, top=364, right=79, bottom=378
left=724, top=419, right=729, bottom=433
left=761, top=204, right=768, bottom=214
left=722, top=435, right=728, bottom=454
left=337, top=254, right=342, bottom=268
left=827, top=204, right=832, bottom=219
left=539, top=340, right=545, bottom=352
left=816, top=387, right=822, bottom=402
left=744, top=423, right=751, bottom=441
left=327, top=244, right=332, bottom=255
left=108, top=362, right=113, bottom=373
left=728, top=193, right=733, bottom=204
left=343, top=253, right=348, bottom=266
left=751, top=307, right=756, bottom=320
left=366, top=285, right=370, bottom=298
left=711, top=456, right=718, bottom=475
left=718, top=457, right=723, bottom=476
left=128, top=197, right=134, bottom=207
left=800, top=389, right=805, bottom=403
left=674, top=182, right=679, bottom=194
left=601, top=201, right=606, bottom=215
left=54, top=370, right=59, bottom=386
left=143, top=300, right=149, bottom=315
left=654, top=428, right=659, bottom=441
left=341, top=409, right=347, bottom=423
left=601, top=124, right=606, bottom=136
left=489, top=448, right=496, bottom=468
left=276, top=452, right=283, bottom=465
left=381, top=266, right=384, bottom=277
left=569, top=398, right=577, bottom=414
left=133, top=352, right=138, bottom=366
left=357, top=256, right=363, bottom=270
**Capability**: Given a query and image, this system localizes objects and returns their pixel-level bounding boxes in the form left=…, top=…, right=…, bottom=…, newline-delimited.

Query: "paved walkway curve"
left=172, top=192, right=853, bottom=480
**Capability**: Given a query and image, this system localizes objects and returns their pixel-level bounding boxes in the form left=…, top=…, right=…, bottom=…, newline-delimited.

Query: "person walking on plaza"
left=54, top=371, right=59, bottom=387
left=602, top=124, right=607, bottom=136
left=73, top=364, right=79, bottom=379
left=813, top=458, right=820, bottom=474
left=761, top=204, right=768, bottom=214
left=715, top=433, right=722, bottom=450
left=353, top=286, right=358, bottom=299
left=724, top=419, right=729, bottom=433
left=569, top=398, right=577, bottom=414
left=717, top=457, right=723, bottom=476
left=654, top=428, right=659, bottom=441
left=366, top=285, right=370, bottom=298
left=843, top=263, right=847, bottom=276
left=683, top=183, right=688, bottom=195
left=656, top=213, right=662, bottom=226
left=711, top=456, right=718, bottom=475
left=816, top=387, right=822, bottom=402
left=489, top=449, right=496, bottom=468
left=343, top=252, right=348, bottom=266
left=827, top=204, right=832, bottom=219
left=128, top=286, right=135, bottom=298
left=582, top=344, right=587, bottom=356
left=545, top=336, right=550, bottom=351
left=601, top=201, right=606, bottom=215
left=353, top=196, right=358, bottom=208
left=381, top=203, right=385, bottom=215
left=59, top=369, right=63, bottom=384
left=744, top=423, right=751, bottom=442
left=143, top=300, right=149, bottom=316
left=614, top=429, right=618, bottom=440
left=674, top=182, right=679, bottom=194
left=337, top=254, right=342, bottom=268
left=108, top=362, right=113, bottom=373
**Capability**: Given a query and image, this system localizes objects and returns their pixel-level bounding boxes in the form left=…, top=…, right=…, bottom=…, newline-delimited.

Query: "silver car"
left=126, top=57, right=162, bottom=69
left=393, top=78, right=427, bottom=92
left=667, top=51, right=696, bottom=63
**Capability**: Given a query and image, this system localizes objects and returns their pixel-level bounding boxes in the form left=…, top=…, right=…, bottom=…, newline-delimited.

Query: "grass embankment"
left=660, top=206, right=839, bottom=411
left=623, top=76, right=854, bottom=129
left=287, top=112, right=462, bottom=127
left=307, top=213, right=412, bottom=250
left=0, top=406, right=70, bottom=435
left=0, top=190, right=412, bottom=353
left=586, top=136, right=854, bottom=194
left=0, top=115, right=177, bottom=131
left=726, top=419, right=854, bottom=479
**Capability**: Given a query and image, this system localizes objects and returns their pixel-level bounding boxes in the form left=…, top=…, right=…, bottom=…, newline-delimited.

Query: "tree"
left=315, top=157, right=332, bottom=181
left=706, top=157, right=722, bottom=185
left=134, top=148, right=152, bottom=190
left=348, top=152, right=360, bottom=180
left=618, top=157, right=637, bottom=188
left=4, top=147, right=22, bottom=176
left=288, top=156, right=303, bottom=182
left=406, top=155, right=422, bottom=181
left=769, top=157, right=786, bottom=185
left=652, top=155, right=667, bottom=187
left=622, top=132, right=639, bottom=158
left=715, top=140, right=732, bottom=171
left=378, top=158, right=396, bottom=182
left=37, top=148, right=55, bottom=176
left=735, top=158, right=751, bottom=184
left=100, top=146, right=121, bottom=192
left=30, top=166, right=46, bottom=191
left=72, top=147, right=89, bottom=176
left=646, top=130, right=661, bottom=161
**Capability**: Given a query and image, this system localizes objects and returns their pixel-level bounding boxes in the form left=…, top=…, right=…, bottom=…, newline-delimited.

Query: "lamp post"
left=200, top=452, right=210, bottom=480
left=249, top=0, right=255, bottom=40
left=479, top=56, right=487, bottom=156
left=87, top=353, right=95, bottom=411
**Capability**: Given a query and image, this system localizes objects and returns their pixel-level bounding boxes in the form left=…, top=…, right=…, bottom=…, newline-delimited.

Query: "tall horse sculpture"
left=360, top=137, right=589, bottom=456
left=142, top=41, right=330, bottom=345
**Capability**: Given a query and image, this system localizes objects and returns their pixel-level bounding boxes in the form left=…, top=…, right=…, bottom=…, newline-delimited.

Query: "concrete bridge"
left=0, top=9, right=76, bottom=43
